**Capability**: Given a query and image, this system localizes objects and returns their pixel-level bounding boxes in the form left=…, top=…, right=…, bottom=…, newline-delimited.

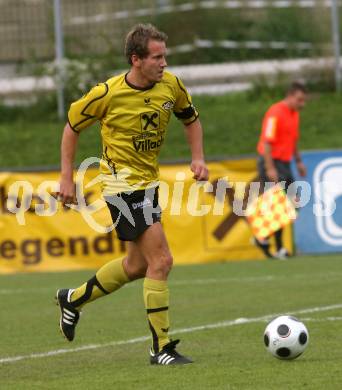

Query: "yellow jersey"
left=68, top=71, right=198, bottom=195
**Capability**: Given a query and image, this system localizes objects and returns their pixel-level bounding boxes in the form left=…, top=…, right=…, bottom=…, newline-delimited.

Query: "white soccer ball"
left=264, top=316, right=309, bottom=360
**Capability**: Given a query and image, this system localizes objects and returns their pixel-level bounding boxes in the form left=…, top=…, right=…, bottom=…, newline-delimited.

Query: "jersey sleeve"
left=173, top=77, right=199, bottom=125
left=262, top=115, right=278, bottom=143
left=68, top=82, right=109, bottom=133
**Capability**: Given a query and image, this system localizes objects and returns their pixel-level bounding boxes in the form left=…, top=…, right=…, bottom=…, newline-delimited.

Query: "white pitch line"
left=252, top=316, right=342, bottom=323
left=0, top=335, right=151, bottom=364
left=158, top=275, right=275, bottom=286
left=1, top=303, right=341, bottom=365
left=299, top=317, right=342, bottom=322
left=0, top=273, right=317, bottom=295
left=0, top=275, right=276, bottom=295
left=2, top=270, right=342, bottom=295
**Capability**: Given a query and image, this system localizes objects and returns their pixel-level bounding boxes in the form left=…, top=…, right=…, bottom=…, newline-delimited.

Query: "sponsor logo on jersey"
left=133, top=135, right=164, bottom=152
left=162, top=101, right=174, bottom=110
left=144, top=98, right=151, bottom=105
left=140, top=111, right=160, bottom=131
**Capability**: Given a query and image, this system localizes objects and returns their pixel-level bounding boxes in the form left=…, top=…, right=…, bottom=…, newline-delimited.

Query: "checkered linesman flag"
left=245, top=184, right=297, bottom=241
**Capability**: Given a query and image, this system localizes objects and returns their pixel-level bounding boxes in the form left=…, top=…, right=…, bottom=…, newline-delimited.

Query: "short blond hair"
left=125, top=24, right=168, bottom=65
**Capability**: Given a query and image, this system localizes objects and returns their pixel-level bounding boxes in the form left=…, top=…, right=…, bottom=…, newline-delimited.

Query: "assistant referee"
left=255, top=81, right=307, bottom=259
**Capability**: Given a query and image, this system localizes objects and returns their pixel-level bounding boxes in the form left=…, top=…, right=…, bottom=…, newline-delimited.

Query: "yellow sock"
left=143, top=278, right=170, bottom=353
left=71, top=257, right=129, bottom=309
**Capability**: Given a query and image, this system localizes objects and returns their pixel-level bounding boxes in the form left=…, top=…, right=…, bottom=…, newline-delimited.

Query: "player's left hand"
left=191, top=159, right=209, bottom=181
left=296, top=161, right=307, bottom=177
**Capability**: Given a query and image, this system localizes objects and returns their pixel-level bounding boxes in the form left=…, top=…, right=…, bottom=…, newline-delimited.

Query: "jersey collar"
left=124, top=73, right=156, bottom=91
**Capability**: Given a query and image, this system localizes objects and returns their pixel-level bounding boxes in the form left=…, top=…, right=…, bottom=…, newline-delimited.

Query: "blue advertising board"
left=293, top=150, right=342, bottom=254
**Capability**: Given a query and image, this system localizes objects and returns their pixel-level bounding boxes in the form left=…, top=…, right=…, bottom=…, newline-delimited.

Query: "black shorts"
left=105, top=187, right=161, bottom=241
left=258, top=156, right=294, bottom=193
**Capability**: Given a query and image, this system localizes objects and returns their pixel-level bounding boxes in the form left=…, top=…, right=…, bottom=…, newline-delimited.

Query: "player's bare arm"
left=263, top=142, right=278, bottom=182
left=56, top=24, right=195, bottom=365
left=59, top=123, right=79, bottom=205
left=184, top=118, right=209, bottom=181
left=294, top=144, right=307, bottom=177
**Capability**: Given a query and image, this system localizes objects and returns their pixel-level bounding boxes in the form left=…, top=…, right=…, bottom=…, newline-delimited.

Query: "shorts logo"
left=162, top=101, right=174, bottom=110
left=132, top=198, right=152, bottom=210
left=140, top=111, right=160, bottom=131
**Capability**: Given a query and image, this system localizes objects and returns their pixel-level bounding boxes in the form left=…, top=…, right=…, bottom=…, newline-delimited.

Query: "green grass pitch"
left=1, top=255, right=342, bottom=389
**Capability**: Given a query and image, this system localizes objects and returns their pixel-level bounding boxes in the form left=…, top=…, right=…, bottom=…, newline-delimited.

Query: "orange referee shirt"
left=257, top=101, right=299, bottom=162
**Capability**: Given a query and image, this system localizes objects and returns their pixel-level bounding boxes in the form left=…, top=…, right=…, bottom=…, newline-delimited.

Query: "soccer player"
left=55, top=24, right=208, bottom=365
left=255, top=82, right=307, bottom=259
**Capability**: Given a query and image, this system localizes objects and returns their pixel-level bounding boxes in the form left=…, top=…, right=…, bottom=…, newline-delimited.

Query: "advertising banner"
left=293, top=150, right=342, bottom=253
left=0, top=159, right=293, bottom=273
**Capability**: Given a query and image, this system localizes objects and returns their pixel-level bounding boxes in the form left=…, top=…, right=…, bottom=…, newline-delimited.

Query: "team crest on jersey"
left=140, top=111, right=160, bottom=132
left=162, top=101, right=174, bottom=110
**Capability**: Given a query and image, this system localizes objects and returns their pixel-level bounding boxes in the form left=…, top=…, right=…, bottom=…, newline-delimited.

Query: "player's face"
left=139, top=40, right=167, bottom=83
left=289, top=91, right=307, bottom=111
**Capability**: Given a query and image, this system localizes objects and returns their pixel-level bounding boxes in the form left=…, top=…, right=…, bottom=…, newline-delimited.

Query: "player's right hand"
left=266, top=167, right=278, bottom=183
left=57, top=178, right=77, bottom=206
left=191, top=159, right=209, bottom=181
